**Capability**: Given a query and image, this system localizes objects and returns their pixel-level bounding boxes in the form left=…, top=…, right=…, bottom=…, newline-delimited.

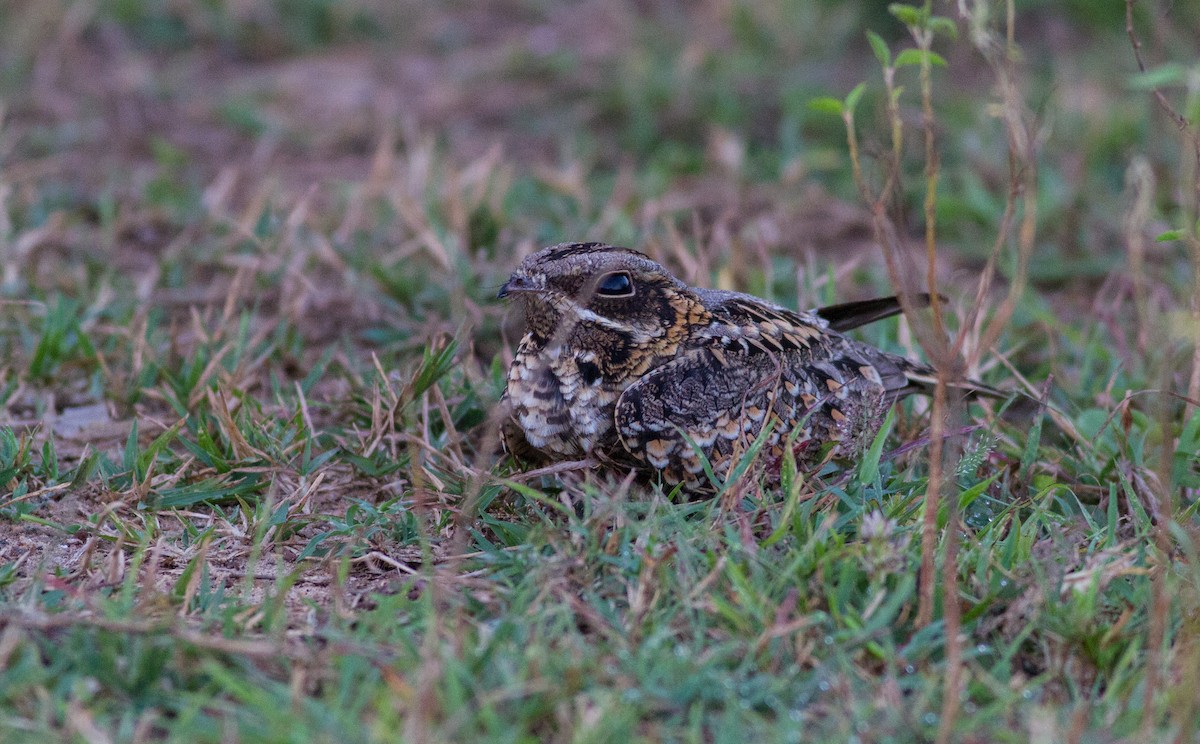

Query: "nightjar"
left=498, top=241, right=998, bottom=491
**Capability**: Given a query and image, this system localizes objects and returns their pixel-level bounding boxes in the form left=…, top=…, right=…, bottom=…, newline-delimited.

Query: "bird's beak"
left=497, top=276, right=538, bottom=299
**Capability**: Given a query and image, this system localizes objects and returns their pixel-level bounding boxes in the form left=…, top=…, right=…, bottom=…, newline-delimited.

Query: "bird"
left=497, top=241, right=999, bottom=492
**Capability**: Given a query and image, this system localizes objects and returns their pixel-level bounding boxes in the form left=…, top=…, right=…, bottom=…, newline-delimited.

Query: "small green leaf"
left=39, top=439, right=58, bottom=482
left=1173, top=408, right=1200, bottom=489
left=929, top=16, right=958, bottom=39
left=301, top=346, right=336, bottom=396
left=69, top=451, right=101, bottom=489
left=497, top=478, right=573, bottom=516
left=896, top=49, right=947, bottom=68
left=171, top=528, right=215, bottom=600
left=406, top=338, right=460, bottom=405
left=1129, top=63, right=1189, bottom=90
left=938, top=474, right=1000, bottom=529
left=154, top=473, right=264, bottom=508
left=808, top=96, right=844, bottom=115
left=123, top=420, right=140, bottom=473
left=845, top=82, right=867, bottom=114
left=299, top=445, right=339, bottom=476
left=1019, top=398, right=1045, bottom=483
left=1156, top=229, right=1185, bottom=242
left=888, top=3, right=925, bottom=27
left=959, top=474, right=999, bottom=511
left=867, top=31, right=891, bottom=67
left=138, top=420, right=185, bottom=475
left=857, top=407, right=896, bottom=487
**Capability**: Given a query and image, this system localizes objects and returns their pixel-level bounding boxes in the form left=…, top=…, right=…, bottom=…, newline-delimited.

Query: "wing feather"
left=615, top=323, right=924, bottom=488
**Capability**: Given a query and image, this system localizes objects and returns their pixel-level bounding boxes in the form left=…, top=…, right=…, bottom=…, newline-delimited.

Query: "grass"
left=1, top=0, right=1199, bottom=741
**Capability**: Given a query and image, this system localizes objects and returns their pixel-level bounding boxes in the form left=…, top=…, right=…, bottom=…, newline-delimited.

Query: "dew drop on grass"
left=976, top=644, right=991, bottom=655
left=818, top=679, right=831, bottom=692
left=904, top=664, right=916, bottom=674
left=922, top=713, right=938, bottom=726
left=823, top=635, right=834, bottom=645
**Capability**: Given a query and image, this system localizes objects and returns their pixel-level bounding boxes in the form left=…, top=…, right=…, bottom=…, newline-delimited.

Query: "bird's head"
left=498, top=242, right=699, bottom=347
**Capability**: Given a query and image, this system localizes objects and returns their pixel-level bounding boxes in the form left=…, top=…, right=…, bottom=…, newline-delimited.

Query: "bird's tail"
left=815, top=293, right=945, bottom=333
left=896, top=358, right=1008, bottom=401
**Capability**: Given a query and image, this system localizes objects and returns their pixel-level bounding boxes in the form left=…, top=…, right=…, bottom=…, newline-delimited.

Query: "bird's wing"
left=698, top=295, right=927, bottom=391
left=614, top=297, right=929, bottom=489
left=712, top=295, right=1005, bottom=399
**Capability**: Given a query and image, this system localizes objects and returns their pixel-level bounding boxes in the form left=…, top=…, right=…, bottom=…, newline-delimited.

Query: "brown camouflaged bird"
left=498, top=241, right=997, bottom=491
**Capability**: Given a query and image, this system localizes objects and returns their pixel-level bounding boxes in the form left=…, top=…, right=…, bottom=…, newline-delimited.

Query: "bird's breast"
left=506, top=340, right=628, bottom=458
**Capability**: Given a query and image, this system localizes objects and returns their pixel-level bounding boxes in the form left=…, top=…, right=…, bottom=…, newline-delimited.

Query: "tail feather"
left=896, top=359, right=1007, bottom=401
left=815, top=293, right=946, bottom=333
left=819, top=295, right=1012, bottom=402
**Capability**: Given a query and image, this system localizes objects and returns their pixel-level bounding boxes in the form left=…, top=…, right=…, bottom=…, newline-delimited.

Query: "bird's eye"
left=596, top=271, right=634, bottom=297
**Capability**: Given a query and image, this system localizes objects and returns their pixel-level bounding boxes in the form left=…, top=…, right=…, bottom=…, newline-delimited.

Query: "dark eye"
left=596, top=271, right=634, bottom=297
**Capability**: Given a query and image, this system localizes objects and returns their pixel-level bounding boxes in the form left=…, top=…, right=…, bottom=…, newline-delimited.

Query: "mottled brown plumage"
left=498, top=242, right=996, bottom=491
